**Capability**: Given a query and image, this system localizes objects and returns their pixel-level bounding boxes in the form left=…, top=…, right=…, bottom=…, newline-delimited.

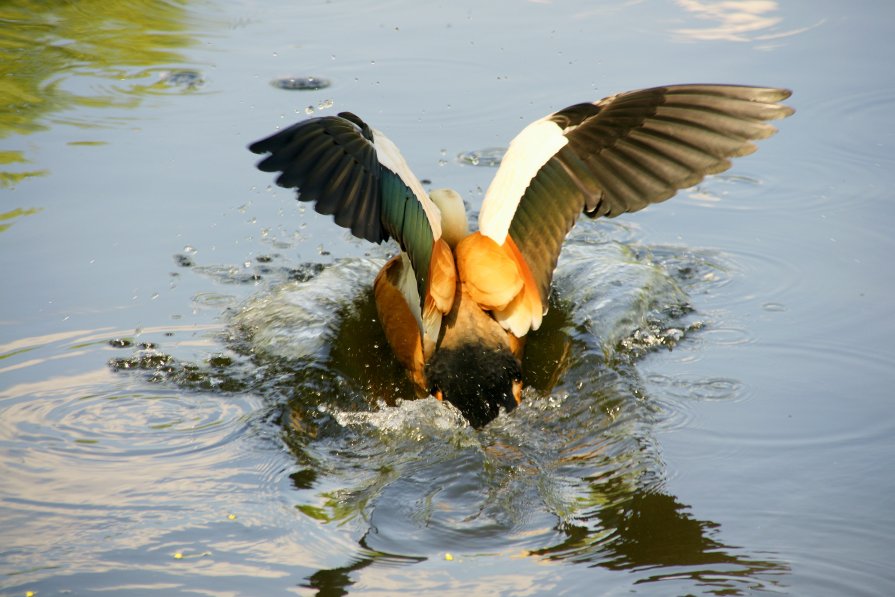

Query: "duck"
left=249, top=84, right=793, bottom=427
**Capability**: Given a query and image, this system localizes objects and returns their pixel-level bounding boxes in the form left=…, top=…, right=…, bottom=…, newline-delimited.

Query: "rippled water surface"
left=2, top=1, right=894, bottom=595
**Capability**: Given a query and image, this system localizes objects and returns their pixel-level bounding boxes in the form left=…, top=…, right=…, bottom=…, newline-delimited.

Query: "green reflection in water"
left=0, top=207, right=42, bottom=233
left=0, top=0, right=197, bottom=187
left=0, top=151, right=47, bottom=188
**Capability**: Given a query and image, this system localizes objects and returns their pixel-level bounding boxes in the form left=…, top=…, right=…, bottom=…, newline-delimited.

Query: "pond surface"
left=2, top=1, right=894, bottom=595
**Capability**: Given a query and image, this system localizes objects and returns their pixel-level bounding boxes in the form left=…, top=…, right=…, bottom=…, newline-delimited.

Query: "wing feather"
left=478, top=84, right=793, bottom=335
left=250, top=113, right=455, bottom=346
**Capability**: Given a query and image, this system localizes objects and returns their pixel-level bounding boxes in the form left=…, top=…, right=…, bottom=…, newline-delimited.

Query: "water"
left=2, top=1, right=894, bottom=595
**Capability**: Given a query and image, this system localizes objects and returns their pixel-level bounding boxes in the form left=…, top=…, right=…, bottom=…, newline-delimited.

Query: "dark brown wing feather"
left=510, top=84, right=794, bottom=306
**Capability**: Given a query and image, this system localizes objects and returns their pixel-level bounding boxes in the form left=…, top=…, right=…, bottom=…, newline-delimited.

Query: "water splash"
left=103, top=220, right=785, bottom=592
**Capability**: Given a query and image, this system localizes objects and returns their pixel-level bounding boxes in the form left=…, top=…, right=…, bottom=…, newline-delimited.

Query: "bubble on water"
left=270, top=76, right=331, bottom=91
left=158, top=69, right=204, bottom=90
left=457, top=147, right=505, bottom=167
left=192, top=292, right=238, bottom=308
left=763, top=302, right=786, bottom=312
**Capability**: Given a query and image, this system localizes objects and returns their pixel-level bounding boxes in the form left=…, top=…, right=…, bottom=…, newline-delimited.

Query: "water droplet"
left=305, top=105, right=315, bottom=115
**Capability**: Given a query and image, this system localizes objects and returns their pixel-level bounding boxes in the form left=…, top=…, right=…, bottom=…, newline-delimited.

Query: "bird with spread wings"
left=250, top=84, right=793, bottom=427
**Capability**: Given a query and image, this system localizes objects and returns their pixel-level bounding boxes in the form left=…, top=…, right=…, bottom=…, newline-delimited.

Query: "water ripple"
left=224, top=230, right=738, bottom=577
left=710, top=245, right=802, bottom=307
left=787, top=85, right=895, bottom=216
left=1, top=388, right=253, bottom=461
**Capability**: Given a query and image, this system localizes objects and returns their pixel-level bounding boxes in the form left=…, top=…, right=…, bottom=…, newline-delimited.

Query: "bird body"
left=250, top=84, right=793, bottom=427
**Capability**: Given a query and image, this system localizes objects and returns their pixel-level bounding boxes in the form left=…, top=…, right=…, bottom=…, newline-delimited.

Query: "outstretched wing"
left=475, top=84, right=794, bottom=336
left=249, top=113, right=455, bottom=347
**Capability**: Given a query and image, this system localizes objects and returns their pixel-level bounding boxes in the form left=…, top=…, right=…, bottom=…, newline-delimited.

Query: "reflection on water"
left=0, top=0, right=199, bottom=187
left=673, top=0, right=823, bottom=44
left=0, top=207, right=42, bottom=233
left=216, top=221, right=788, bottom=594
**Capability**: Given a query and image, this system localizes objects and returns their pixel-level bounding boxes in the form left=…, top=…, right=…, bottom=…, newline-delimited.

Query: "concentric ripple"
left=1, top=387, right=254, bottom=461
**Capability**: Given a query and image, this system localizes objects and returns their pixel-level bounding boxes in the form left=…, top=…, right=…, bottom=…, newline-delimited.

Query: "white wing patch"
left=372, top=128, right=443, bottom=240
left=478, top=118, right=568, bottom=243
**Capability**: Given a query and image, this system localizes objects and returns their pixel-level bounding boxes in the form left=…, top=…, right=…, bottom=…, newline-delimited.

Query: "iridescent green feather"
left=380, top=169, right=434, bottom=305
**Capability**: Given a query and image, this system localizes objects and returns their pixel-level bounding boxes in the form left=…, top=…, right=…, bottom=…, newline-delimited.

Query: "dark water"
left=2, top=1, right=894, bottom=595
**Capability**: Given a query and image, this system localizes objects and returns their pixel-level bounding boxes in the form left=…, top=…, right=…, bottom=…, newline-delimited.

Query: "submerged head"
left=426, top=344, right=522, bottom=428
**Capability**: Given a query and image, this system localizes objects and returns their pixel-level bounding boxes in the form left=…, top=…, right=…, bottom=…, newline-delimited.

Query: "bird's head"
left=426, top=344, right=522, bottom=428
